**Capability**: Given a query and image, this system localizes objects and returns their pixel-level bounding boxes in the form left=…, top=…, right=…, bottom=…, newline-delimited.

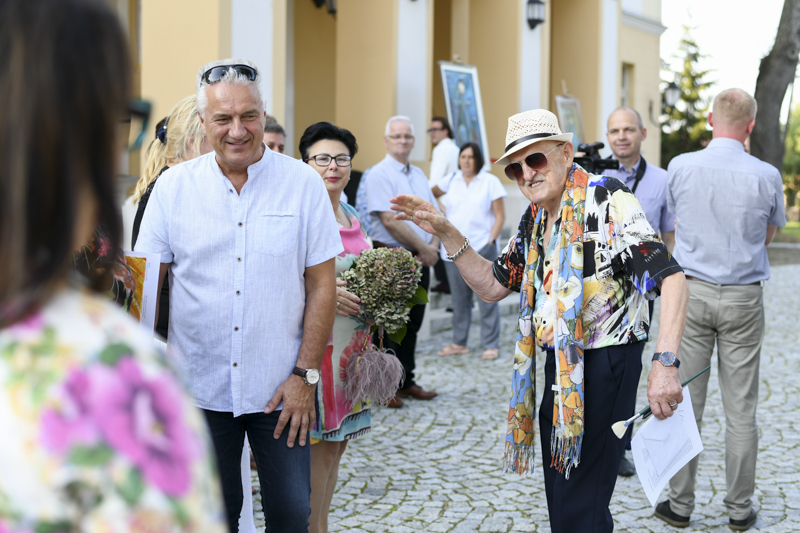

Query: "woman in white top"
left=432, top=143, right=507, bottom=359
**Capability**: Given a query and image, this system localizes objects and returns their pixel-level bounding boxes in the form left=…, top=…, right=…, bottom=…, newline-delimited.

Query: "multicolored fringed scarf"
left=503, top=166, right=588, bottom=479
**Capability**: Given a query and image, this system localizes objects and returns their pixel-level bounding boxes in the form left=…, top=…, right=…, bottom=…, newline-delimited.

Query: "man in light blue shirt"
left=606, top=107, right=676, bottom=253
left=655, top=88, right=785, bottom=532
left=366, top=116, right=440, bottom=407
left=135, top=59, right=342, bottom=533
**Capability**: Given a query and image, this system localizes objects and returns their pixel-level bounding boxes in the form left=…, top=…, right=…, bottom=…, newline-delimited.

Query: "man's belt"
left=372, top=240, right=418, bottom=257
left=685, top=275, right=761, bottom=286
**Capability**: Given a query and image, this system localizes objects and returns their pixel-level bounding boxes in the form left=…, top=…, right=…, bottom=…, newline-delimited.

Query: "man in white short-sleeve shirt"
left=135, top=59, right=342, bottom=533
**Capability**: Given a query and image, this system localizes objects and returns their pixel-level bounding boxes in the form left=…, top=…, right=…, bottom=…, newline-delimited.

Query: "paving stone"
left=246, top=265, right=800, bottom=532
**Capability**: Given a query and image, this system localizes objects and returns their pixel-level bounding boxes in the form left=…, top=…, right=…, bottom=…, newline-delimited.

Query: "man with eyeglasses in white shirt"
left=365, top=115, right=440, bottom=408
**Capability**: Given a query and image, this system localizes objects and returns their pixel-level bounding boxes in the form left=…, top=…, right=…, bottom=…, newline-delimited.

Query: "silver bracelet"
left=446, top=236, right=470, bottom=261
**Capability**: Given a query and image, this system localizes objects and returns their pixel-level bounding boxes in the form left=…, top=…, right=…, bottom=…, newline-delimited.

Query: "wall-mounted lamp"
left=311, top=0, right=336, bottom=14
left=664, top=81, right=681, bottom=109
left=526, top=0, right=545, bottom=30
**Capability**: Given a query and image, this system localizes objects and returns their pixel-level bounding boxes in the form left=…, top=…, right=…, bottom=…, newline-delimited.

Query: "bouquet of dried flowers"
left=339, top=247, right=428, bottom=405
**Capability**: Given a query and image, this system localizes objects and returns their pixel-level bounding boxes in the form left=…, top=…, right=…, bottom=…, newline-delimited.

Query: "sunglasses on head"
left=503, top=143, right=565, bottom=181
left=201, top=64, right=258, bottom=85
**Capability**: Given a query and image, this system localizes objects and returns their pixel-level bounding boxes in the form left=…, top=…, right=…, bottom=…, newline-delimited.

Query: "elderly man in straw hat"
left=391, top=109, right=690, bottom=532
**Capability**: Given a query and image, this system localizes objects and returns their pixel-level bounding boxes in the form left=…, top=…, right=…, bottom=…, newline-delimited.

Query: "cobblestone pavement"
left=251, top=265, right=800, bottom=532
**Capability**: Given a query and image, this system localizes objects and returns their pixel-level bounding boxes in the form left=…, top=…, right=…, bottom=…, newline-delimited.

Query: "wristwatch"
left=652, top=351, right=681, bottom=368
left=292, top=367, right=321, bottom=386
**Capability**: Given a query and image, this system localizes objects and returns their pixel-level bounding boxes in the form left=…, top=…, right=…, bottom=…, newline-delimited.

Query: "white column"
left=519, top=0, right=542, bottom=112
left=396, top=0, right=430, bottom=162
left=599, top=0, right=619, bottom=156
left=231, top=0, right=275, bottom=115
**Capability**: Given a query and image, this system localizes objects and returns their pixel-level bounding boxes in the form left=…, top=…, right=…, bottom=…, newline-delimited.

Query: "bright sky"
left=660, top=0, right=798, bottom=116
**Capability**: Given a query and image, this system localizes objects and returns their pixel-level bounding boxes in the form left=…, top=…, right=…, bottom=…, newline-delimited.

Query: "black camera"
left=573, top=142, right=619, bottom=175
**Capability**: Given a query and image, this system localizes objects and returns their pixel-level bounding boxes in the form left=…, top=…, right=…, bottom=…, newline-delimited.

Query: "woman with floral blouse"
left=0, top=1, right=226, bottom=532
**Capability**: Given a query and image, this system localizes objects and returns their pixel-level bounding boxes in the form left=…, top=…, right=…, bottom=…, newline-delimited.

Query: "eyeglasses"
left=305, top=154, right=352, bottom=167
left=504, top=143, right=564, bottom=181
left=387, top=134, right=414, bottom=141
left=426, top=127, right=444, bottom=134
left=201, top=64, right=258, bottom=85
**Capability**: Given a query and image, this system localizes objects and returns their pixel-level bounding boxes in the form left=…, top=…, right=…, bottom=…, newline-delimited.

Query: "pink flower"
left=6, top=311, right=44, bottom=334
left=41, top=368, right=101, bottom=454
left=88, top=358, right=200, bottom=496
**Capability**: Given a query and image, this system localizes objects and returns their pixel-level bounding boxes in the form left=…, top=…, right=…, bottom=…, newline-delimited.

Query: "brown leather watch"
left=292, top=366, right=320, bottom=386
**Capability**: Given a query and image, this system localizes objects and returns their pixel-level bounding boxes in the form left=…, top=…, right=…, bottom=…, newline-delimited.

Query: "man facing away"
left=135, top=59, right=342, bottom=532
left=428, top=116, right=460, bottom=294
left=366, top=115, right=440, bottom=407
left=392, top=109, right=689, bottom=533
left=655, top=88, right=785, bottom=532
left=605, top=106, right=677, bottom=477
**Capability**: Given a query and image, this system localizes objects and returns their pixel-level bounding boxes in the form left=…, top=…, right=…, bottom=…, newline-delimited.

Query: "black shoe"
left=431, top=283, right=451, bottom=294
left=729, top=510, right=757, bottom=531
left=618, top=456, right=635, bottom=477
left=654, top=500, right=690, bottom=528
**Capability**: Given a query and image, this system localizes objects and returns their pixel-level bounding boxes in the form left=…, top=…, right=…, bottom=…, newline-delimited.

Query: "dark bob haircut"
left=298, top=122, right=359, bottom=161
left=459, top=142, right=484, bottom=172
left=0, top=0, right=131, bottom=323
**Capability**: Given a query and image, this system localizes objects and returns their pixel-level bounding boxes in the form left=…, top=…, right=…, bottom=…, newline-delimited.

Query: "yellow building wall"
left=619, top=25, right=662, bottom=167
left=550, top=0, right=601, bottom=144
left=140, top=0, right=231, bottom=166
left=469, top=0, right=520, bottom=161
left=335, top=0, right=397, bottom=171
left=293, top=1, right=337, bottom=155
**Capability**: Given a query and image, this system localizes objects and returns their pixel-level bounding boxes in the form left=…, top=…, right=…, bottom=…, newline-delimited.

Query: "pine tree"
left=661, top=27, right=715, bottom=167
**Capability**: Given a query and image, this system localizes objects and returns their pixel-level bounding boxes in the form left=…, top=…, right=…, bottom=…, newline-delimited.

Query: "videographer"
left=606, top=107, right=675, bottom=253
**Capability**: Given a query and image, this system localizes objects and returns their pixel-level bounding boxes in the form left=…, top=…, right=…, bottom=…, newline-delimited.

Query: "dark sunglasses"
left=504, top=143, right=564, bottom=180
left=201, top=64, right=258, bottom=85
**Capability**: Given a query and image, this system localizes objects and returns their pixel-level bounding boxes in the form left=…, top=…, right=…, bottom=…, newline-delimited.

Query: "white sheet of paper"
left=123, top=251, right=160, bottom=332
left=631, top=385, right=703, bottom=507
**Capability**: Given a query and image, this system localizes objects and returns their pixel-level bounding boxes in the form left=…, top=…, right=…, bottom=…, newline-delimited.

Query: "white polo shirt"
left=437, top=169, right=507, bottom=260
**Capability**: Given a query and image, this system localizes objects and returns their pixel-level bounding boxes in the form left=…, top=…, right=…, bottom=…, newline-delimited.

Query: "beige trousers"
left=667, top=279, right=764, bottom=520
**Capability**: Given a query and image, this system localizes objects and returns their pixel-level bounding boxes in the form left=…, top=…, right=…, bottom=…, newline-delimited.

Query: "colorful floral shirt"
left=493, top=169, right=683, bottom=348
left=0, top=289, right=226, bottom=533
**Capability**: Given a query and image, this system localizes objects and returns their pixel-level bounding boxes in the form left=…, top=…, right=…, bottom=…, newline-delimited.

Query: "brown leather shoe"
left=396, top=384, right=438, bottom=400
left=386, top=395, right=404, bottom=408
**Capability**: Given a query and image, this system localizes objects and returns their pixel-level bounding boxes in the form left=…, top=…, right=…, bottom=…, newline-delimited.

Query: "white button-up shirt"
left=135, top=149, right=343, bottom=416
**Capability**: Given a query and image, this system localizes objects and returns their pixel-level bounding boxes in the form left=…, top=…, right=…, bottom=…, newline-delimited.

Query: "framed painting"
left=555, top=95, right=586, bottom=148
left=438, top=61, right=490, bottom=168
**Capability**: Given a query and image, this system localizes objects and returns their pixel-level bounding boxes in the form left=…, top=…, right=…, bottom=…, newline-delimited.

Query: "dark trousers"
left=624, top=300, right=655, bottom=448
left=539, top=343, right=644, bottom=533
left=376, top=266, right=429, bottom=389
left=203, top=410, right=311, bottom=533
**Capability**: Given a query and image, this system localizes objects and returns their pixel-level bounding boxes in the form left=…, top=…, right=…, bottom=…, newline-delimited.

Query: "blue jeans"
left=203, top=410, right=311, bottom=533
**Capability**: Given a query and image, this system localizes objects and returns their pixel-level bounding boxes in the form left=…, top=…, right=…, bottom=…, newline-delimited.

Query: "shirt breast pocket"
left=254, top=211, right=299, bottom=256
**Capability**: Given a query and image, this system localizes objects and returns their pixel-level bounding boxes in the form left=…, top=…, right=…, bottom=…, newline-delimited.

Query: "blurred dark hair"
left=459, top=142, right=484, bottom=172
left=431, top=116, right=454, bottom=139
left=264, top=114, right=286, bottom=136
left=0, top=0, right=131, bottom=323
left=298, top=122, right=358, bottom=160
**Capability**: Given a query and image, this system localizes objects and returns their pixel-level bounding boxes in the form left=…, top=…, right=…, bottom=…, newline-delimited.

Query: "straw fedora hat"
left=494, top=110, right=573, bottom=166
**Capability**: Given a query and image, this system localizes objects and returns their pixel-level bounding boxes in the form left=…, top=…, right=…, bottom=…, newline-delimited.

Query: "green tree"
left=661, top=27, right=714, bottom=167
left=782, top=104, right=800, bottom=216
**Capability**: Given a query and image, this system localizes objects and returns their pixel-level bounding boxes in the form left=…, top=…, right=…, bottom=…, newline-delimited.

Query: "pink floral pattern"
left=0, top=289, right=225, bottom=533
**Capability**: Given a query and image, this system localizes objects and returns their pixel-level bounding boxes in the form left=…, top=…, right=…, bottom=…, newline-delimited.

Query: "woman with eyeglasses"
left=0, top=0, right=226, bottom=531
left=298, top=122, right=371, bottom=533
left=431, top=143, right=507, bottom=360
